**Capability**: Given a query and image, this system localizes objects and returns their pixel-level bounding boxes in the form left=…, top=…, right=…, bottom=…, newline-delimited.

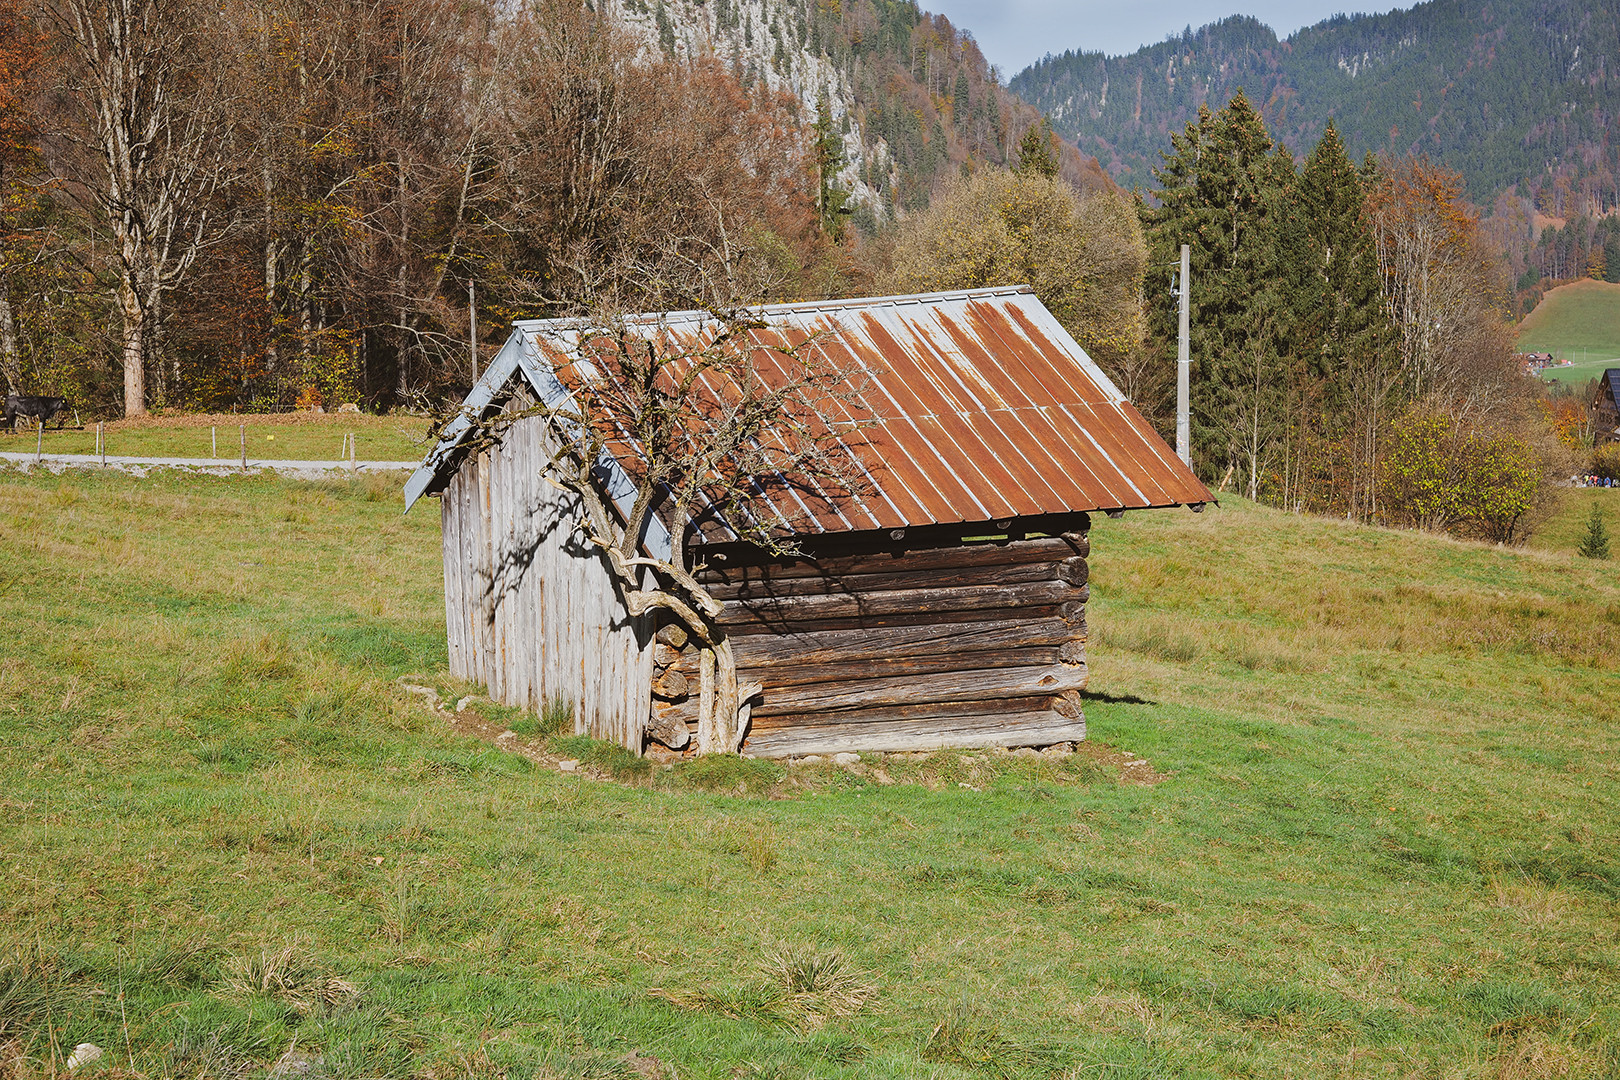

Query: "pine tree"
left=952, top=72, right=971, bottom=125
left=1577, top=503, right=1611, bottom=559
left=812, top=92, right=851, bottom=241
left=1292, top=123, right=1401, bottom=512
left=1015, top=119, right=1059, bottom=179
left=1141, top=91, right=1294, bottom=490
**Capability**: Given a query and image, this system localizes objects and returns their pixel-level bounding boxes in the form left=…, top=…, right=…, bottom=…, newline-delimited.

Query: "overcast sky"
left=924, top=1, right=1409, bottom=78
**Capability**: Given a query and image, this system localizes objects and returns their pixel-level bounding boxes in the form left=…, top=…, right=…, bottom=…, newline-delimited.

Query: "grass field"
left=1, top=467, right=1617, bottom=1079
left=1516, top=279, right=1620, bottom=385
left=0, top=412, right=434, bottom=462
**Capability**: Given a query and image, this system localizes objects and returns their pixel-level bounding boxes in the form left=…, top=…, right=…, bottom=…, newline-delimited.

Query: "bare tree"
left=50, top=0, right=233, bottom=415
left=1368, top=158, right=1507, bottom=404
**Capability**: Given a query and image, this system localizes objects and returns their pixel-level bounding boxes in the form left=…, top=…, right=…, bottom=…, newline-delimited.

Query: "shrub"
left=1378, top=409, right=1544, bottom=542
left=1591, top=443, right=1620, bottom=481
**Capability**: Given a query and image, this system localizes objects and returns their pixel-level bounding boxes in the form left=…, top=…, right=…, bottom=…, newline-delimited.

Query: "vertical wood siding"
left=439, top=406, right=654, bottom=749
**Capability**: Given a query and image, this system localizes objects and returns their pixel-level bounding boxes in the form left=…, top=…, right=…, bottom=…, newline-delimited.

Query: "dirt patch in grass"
left=1072, top=739, right=1171, bottom=785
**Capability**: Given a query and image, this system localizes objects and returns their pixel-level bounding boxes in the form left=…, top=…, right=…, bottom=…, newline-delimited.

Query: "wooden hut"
left=1594, top=369, right=1620, bottom=445
left=404, top=286, right=1212, bottom=757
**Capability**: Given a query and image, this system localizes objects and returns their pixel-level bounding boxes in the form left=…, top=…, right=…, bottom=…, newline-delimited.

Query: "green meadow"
left=1, top=467, right=1616, bottom=1079
left=1518, top=278, right=1620, bottom=386
left=0, top=412, right=433, bottom=462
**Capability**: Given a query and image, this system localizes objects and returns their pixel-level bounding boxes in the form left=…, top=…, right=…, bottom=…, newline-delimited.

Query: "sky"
left=922, top=0, right=1408, bottom=78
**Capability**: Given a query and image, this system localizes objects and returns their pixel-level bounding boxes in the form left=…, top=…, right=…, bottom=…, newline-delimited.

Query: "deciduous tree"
left=883, top=166, right=1145, bottom=367
left=50, top=0, right=234, bottom=416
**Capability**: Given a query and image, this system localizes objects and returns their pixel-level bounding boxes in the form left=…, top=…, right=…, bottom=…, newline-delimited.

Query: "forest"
left=0, top=0, right=888, bottom=416
left=1129, top=95, right=1572, bottom=540
left=0, top=0, right=1112, bottom=420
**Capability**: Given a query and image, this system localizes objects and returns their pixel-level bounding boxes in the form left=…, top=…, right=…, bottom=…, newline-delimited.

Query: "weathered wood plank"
left=737, top=693, right=1040, bottom=728
left=717, top=579, right=1081, bottom=626
left=670, top=645, right=1062, bottom=689
left=741, top=713, right=1088, bottom=757
left=702, top=556, right=1086, bottom=600
left=722, top=602, right=1073, bottom=637
left=696, top=535, right=1080, bottom=582
left=723, top=616, right=1078, bottom=667
left=657, top=684, right=1049, bottom=731
left=749, top=662, right=1086, bottom=717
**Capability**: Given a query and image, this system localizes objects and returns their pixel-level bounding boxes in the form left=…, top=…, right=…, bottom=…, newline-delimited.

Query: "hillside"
left=1009, top=0, right=1620, bottom=207
left=1518, top=277, right=1620, bottom=382
left=1, top=464, right=1617, bottom=1075
left=607, top=0, right=1112, bottom=225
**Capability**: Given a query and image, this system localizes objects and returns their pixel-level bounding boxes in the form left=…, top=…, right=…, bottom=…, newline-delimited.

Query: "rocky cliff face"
left=603, top=0, right=891, bottom=217
left=603, top=0, right=1113, bottom=225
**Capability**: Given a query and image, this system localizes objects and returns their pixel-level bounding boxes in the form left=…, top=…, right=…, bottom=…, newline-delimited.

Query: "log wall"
left=440, top=403, right=653, bottom=749
left=652, top=526, right=1091, bottom=758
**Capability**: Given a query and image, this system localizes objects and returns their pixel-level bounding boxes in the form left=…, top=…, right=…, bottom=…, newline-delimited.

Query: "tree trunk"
left=694, top=634, right=747, bottom=754
left=264, top=164, right=278, bottom=376
left=119, top=276, right=146, bottom=416
left=0, top=293, right=18, bottom=393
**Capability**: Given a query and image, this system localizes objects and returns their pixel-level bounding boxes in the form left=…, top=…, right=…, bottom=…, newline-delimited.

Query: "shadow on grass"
left=1081, top=689, right=1157, bottom=706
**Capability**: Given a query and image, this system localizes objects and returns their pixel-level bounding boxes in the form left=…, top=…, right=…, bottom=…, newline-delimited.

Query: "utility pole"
left=1177, top=243, right=1191, bottom=466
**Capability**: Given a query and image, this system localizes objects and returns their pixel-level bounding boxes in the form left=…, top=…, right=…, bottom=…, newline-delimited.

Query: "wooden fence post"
left=212, top=426, right=217, bottom=459
left=240, top=425, right=246, bottom=473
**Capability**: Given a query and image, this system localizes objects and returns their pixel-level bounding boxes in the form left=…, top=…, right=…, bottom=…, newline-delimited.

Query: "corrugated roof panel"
left=405, top=286, right=1214, bottom=536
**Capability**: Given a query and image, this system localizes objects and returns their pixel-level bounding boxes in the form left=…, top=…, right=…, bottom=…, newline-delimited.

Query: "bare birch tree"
left=50, top=0, right=232, bottom=415
left=1368, top=158, right=1506, bottom=404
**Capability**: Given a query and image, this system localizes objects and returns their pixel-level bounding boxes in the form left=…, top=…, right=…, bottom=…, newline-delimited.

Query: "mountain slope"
left=606, top=0, right=1111, bottom=224
left=1010, top=0, right=1620, bottom=208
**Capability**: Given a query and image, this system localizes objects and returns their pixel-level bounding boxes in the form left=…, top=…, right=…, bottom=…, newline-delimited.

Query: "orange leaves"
left=0, top=0, right=44, bottom=176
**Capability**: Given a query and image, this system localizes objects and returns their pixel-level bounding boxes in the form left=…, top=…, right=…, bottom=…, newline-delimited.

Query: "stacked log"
left=650, top=523, right=1091, bottom=758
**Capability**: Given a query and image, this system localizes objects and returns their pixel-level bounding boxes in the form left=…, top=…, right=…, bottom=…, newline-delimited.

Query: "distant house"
left=404, top=286, right=1212, bottom=757
left=1595, top=369, right=1620, bottom=445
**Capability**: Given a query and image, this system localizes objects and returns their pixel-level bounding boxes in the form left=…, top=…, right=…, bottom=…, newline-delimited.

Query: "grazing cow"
left=3, top=395, right=69, bottom=432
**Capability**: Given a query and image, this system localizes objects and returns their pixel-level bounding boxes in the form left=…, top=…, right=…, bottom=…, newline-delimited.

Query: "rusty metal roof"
left=405, top=285, right=1212, bottom=547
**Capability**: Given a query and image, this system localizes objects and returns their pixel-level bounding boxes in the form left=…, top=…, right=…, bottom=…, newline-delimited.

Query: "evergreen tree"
left=1141, top=91, right=1294, bottom=492
left=1015, top=119, right=1059, bottom=179
left=813, top=92, right=851, bottom=241
left=1577, top=503, right=1611, bottom=559
left=1286, top=124, right=1400, bottom=514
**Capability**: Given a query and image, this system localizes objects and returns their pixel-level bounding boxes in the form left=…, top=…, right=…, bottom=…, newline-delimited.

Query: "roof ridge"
left=511, top=285, right=1036, bottom=332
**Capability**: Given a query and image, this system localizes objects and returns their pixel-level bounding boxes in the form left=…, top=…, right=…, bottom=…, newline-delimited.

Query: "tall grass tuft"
left=0, top=947, right=81, bottom=1042
left=653, top=947, right=876, bottom=1032
left=513, top=696, right=574, bottom=739
left=923, top=1005, right=1046, bottom=1076
left=678, top=754, right=785, bottom=793
left=758, top=946, right=876, bottom=1029
left=546, top=734, right=652, bottom=781
left=222, top=946, right=357, bottom=1013
left=721, top=821, right=780, bottom=872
